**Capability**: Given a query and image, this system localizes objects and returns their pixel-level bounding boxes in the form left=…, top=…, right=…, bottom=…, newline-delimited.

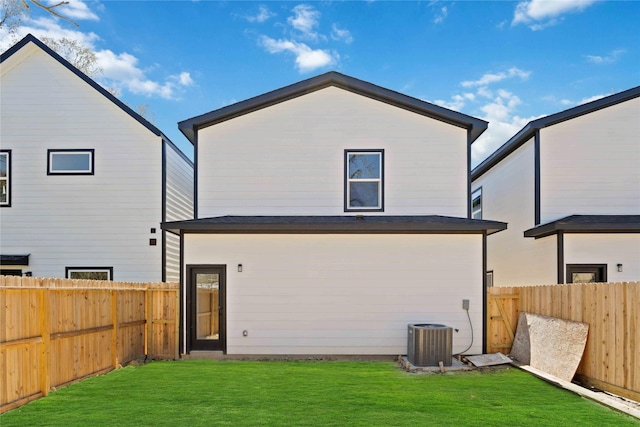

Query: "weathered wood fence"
left=488, top=281, right=639, bottom=402
left=0, top=276, right=179, bottom=414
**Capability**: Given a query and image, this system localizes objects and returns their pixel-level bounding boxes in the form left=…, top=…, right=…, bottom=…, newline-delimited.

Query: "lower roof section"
left=524, top=215, right=640, bottom=239
left=162, top=215, right=507, bottom=236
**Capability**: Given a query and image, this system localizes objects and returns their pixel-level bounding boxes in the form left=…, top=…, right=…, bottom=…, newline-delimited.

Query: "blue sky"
left=2, top=1, right=639, bottom=165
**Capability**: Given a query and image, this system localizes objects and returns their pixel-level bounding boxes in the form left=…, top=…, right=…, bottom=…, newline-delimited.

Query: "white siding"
left=164, top=142, right=194, bottom=282
left=564, top=234, right=640, bottom=282
left=0, top=43, right=162, bottom=281
left=540, top=97, right=640, bottom=223
left=184, top=233, right=483, bottom=355
left=197, top=87, right=468, bottom=218
left=473, top=140, right=557, bottom=286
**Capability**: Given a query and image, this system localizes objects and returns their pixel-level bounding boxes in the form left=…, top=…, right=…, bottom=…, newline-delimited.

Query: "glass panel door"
left=188, top=266, right=226, bottom=352
left=196, top=273, right=219, bottom=341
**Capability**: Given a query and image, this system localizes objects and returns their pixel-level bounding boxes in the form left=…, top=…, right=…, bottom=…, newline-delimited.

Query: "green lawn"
left=2, top=360, right=637, bottom=426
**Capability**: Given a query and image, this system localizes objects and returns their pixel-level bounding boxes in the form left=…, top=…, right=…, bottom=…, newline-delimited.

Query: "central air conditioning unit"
left=407, top=324, right=453, bottom=367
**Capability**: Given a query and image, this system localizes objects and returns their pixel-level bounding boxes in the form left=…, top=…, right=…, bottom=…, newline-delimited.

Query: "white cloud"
left=259, top=36, right=336, bottom=73
left=578, top=93, right=608, bottom=104
left=434, top=6, right=448, bottom=24
left=0, top=16, right=100, bottom=51
left=0, top=15, right=194, bottom=101
left=331, top=24, right=353, bottom=44
left=586, top=48, right=625, bottom=64
left=176, top=72, right=194, bottom=86
left=96, top=50, right=193, bottom=99
left=44, top=0, right=100, bottom=21
left=512, top=0, right=598, bottom=29
left=246, top=5, right=275, bottom=23
left=462, top=67, right=530, bottom=88
left=288, top=4, right=321, bottom=41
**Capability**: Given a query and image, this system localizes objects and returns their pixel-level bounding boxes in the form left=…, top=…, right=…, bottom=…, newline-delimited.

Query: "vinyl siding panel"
left=197, top=86, right=468, bottom=217
left=540, top=97, right=640, bottom=223
left=184, top=233, right=483, bottom=355
left=564, top=234, right=640, bottom=282
left=472, top=140, right=557, bottom=286
left=0, top=43, right=162, bottom=281
left=164, top=143, right=194, bottom=282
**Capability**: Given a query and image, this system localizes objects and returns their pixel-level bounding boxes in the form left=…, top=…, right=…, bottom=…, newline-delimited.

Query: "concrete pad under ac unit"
left=510, top=312, right=588, bottom=382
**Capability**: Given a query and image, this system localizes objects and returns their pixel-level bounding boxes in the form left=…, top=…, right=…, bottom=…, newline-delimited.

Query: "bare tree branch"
left=22, top=0, right=78, bottom=26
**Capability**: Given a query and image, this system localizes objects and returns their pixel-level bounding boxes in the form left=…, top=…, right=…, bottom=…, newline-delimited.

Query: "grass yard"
left=1, top=360, right=637, bottom=426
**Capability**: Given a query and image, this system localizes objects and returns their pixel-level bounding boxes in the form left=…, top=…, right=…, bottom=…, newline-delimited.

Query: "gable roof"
left=162, top=215, right=507, bottom=236
left=178, top=71, right=488, bottom=145
left=471, top=85, right=640, bottom=180
left=1, top=34, right=163, bottom=140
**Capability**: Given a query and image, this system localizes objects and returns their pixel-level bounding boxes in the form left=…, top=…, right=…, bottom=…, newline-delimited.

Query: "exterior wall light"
left=238, top=264, right=243, bottom=273
left=617, top=264, right=623, bottom=272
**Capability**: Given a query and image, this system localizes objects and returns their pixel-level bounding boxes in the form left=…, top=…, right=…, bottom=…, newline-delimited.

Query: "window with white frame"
left=0, top=150, right=10, bottom=207
left=48, top=149, right=94, bottom=175
left=66, top=267, right=113, bottom=281
left=345, top=150, right=384, bottom=211
left=471, top=188, right=482, bottom=219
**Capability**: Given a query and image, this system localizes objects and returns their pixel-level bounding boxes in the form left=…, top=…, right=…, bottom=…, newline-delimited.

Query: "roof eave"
left=178, top=71, right=488, bottom=145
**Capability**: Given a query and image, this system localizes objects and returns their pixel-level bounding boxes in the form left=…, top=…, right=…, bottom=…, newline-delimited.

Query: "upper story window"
left=345, top=150, right=384, bottom=212
left=0, top=150, right=10, bottom=207
left=48, top=149, right=94, bottom=175
left=471, top=187, right=482, bottom=219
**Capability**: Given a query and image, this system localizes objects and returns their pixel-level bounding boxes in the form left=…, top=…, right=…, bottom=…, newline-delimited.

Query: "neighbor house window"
left=345, top=150, right=384, bottom=211
left=0, top=150, right=10, bottom=207
left=66, top=267, right=113, bottom=281
left=48, top=149, right=94, bottom=175
left=566, top=264, right=607, bottom=284
left=471, top=188, right=482, bottom=219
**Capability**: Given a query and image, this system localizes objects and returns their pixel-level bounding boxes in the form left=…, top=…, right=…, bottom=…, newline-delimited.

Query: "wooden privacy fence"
left=0, top=276, right=179, bottom=414
left=488, top=282, right=639, bottom=402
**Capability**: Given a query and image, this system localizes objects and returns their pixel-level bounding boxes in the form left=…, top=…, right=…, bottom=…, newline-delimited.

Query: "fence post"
left=146, top=288, right=153, bottom=359
left=175, top=288, right=180, bottom=360
left=111, top=290, right=118, bottom=368
left=38, top=289, right=50, bottom=397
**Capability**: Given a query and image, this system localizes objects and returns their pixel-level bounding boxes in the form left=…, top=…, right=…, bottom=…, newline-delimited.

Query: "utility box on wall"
left=407, top=324, right=453, bottom=366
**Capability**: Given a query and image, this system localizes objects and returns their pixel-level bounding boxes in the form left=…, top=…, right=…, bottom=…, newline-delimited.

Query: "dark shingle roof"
left=524, top=215, right=640, bottom=239
left=162, top=215, right=507, bottom=236
left=471, top=85, right=640, bottom=181
left=178, top=71, right=488, bottom=144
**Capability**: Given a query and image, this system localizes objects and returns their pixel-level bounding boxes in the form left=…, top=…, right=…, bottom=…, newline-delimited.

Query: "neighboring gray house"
left=471, top=86, right=640, bottom=287
left=0, top=34, right=194, bottom=282
left=164, top=72, right=506, bottom=356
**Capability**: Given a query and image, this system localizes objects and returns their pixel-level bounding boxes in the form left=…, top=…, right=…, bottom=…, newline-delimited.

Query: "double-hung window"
left=345, top=150, right=384, bottom=211
left=48, top=149, right=94, bottom=175
left=0, top=150, right=10, bottom=207
left=471, top=188, right=482, bottom=219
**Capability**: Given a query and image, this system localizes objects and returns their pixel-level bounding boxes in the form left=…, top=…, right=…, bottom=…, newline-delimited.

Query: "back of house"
left=472, top=86, right=640, bottom=287
left=165, top=72, right=505, bottom=356
left=0, top=34, right=193, bottom=282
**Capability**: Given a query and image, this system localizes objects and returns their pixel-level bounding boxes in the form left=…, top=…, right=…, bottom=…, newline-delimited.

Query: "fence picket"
left=0, top=276, right=178, bottom=414
left=487, top=282, right=639, bottom=402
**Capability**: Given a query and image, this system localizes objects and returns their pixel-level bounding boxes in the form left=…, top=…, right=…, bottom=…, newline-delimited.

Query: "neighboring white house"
left=0, top=34, right=194, bottom=282
left=164, top=72, right=506, bottom=356
left=471, top=86, right=640, bottom=287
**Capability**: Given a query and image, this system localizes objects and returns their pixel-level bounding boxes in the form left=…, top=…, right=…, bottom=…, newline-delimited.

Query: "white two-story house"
left=0, top=34, right=194, bottom=282
left=471, top=86, right=640, bottom=287
left=164, top=72, right=506, bottom=356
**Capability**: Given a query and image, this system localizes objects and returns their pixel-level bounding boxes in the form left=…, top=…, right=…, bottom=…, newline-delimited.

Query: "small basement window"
left=345, top=150, right=384, bottom=211
left=0, top=150, right=10, bottom=207
left=48, top=149, right=94, bottom=175
left=471, top=188, right=482, bottom=219
left=66, top=267, right=113, bottom=281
